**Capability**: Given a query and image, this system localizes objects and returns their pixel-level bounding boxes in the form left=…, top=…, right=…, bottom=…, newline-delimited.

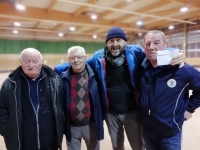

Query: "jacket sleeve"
left=0, top=81, right=9, bottom=135
left=58, top=76, right=64, bottom=111
left=131, top=45, right=146, bottom=65
left=186, top=66, right=200, bottom=113
left=187, top=91, right=200, bottom=113
left=86, top=55, right=95, bottom=69
left=54, top=62, right=70, bottom=74
left=91, top=74, right=104, bottom=140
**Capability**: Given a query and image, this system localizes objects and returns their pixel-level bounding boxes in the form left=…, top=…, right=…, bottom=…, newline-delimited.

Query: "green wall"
left=0, top=39, right=105, bottom=54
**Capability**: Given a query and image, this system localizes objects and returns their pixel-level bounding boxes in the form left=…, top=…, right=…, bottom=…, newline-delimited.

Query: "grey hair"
left=67, top=46, right=86, bottom=57
left=143, top=30, right=167, bottom=43
left=19, top=48, right=43, bottom=61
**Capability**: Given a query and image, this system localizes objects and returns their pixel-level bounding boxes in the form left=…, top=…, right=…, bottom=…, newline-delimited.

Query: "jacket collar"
left=141, top=57, right=149, bottom=69
left=9, top=65, right=57, bottom=81
left=60, top=63, right=94, bottom=79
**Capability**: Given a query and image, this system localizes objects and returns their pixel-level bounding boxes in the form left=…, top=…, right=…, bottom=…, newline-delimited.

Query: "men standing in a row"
left=138, top=30, right=200, bottom=150
left=60, top=46, right=103, bottom=150
left=54, top=27, right=184, bottom=150
left=0, top=48, right=64, bottom=150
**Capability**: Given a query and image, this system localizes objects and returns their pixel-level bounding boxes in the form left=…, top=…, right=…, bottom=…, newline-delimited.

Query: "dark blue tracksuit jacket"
left=138, top=58, right=200, bottom=137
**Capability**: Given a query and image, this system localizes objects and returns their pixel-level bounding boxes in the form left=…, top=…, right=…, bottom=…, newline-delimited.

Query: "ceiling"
left=0, top=0, right=199, bottom=42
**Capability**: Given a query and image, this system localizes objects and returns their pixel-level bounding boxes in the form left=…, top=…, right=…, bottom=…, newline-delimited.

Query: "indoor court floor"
left=0, top=72, right=199, bottom=150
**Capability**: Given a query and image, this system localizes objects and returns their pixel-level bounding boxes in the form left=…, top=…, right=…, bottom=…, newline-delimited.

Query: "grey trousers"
left=105, top=111, right=145, bottom=150
left=67, top=123, right=99, bottom=150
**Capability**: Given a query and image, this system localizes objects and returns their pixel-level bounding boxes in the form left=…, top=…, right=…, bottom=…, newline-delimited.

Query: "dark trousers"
left=142, top=127, right=181, bottom=150
left=22, top=142, right=58, bottom=150
left=40, top=142, right=58, bottom=150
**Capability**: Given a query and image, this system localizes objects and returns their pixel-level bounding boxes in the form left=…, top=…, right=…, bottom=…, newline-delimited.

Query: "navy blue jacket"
left=54, top=45, right=145, bottom=117
left=60, top=64, right=104, bottom=142
left=138, top=58, right=200, bottom=137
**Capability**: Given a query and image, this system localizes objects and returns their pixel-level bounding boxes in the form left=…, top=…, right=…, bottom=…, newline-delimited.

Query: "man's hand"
left=184, top=111, right=192, bottom=121
left=170, top=53, right=184, bottom=68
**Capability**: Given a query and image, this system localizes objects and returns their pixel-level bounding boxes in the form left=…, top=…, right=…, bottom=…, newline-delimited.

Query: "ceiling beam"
left=57, top=0, right=196, bottom=24
left=0, top=34, right=105, bottom=42
left=50, top=23, right=65, bottom=30
left=33, top=21, right=41, bottom=28
left=114, top=0, right=172, bottom=24
left=101, top=0, right=138, bottom=18
left=138, top=6, right=184, bottom=26
left=0, top=3, right=148, bottom=32
left=0, top=17, right=28, bottom=22
left=146, top=10, right=200, bottom=29
left=0, top=26, right=107, bottom=37
left=72, top=0, right=97, bottom=18
left=171, top=0, right=200, bottom=8
left=48, top=0, right=58, bottom=13
left=84, top=28, right=100, bottom=33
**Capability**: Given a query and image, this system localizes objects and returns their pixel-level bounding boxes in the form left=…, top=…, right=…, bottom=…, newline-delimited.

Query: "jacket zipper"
left=36, top=75, right=46, bottom=149
left=53, top=76, right=62, bottom=150
left=9, top=79, right=21, bottom=150
left=22, top=74, right=46, bottom=149
left=54, top=76, right=59, bottom=138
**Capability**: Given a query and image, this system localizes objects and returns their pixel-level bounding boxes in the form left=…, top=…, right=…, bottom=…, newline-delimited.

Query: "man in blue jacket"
left=54, top=27, right=184, bottom=150
left=60, top=46, right=103, bottom=150
left=137, top=30, right=200, bottom=150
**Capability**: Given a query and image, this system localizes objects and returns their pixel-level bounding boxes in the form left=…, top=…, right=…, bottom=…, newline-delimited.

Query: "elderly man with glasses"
left=59, top=46, right=104, bottom=150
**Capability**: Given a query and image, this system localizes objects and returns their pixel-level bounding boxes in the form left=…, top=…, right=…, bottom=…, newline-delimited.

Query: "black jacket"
left=0, top=65, right=65, bottom=150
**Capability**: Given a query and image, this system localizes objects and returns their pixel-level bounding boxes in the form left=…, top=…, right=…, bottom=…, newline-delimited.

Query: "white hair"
left=67, top=46, right=86, bottom=57
left=19, top=48, right=43, bottom=61
left=143, top=30, right=167, bottom=44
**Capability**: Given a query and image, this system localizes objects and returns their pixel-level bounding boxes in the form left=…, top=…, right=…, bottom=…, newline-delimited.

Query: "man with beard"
left=54, top=27, right=184, bottom=150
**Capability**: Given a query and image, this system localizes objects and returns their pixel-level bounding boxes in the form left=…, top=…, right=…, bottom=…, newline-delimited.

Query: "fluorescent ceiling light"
left=136, top=20, right=143, bottom=26
left=58, top=33, right=64, bottom=37
left=93, top=35, right=97, bottom=39
left=13, top=30, right=18, bottom=34
left=169, top=25, right=174, bottom=30
left=15, top=4, right=26, bottom=11
left=69, top=26, right=76, bottom=31
left=180, top=7, right=188, bottom=12
left=138, top=33, right=142, bottom=36
left=14, top=22, right=21, bottom=26
left=91, top=14, right=97, bottom=20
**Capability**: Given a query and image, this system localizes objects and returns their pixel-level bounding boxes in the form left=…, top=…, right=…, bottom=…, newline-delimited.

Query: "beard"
left=108, top=45, right=125, bottom=57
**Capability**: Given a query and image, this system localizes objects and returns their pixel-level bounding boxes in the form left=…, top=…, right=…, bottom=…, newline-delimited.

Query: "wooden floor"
left=0, top=72, right=200, bottom=150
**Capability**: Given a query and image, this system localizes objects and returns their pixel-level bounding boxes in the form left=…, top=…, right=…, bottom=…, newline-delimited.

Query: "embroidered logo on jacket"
left=167, top=79, right=176, bottom=88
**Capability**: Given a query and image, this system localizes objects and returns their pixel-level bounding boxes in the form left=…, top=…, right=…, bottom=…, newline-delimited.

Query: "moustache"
left=27, top=68, right=36, bottom=70
left=111, top=45, right=121, bottom=50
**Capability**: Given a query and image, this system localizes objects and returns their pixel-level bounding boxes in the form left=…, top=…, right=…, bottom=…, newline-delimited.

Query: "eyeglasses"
left=69, top=56, right=85, bottom=61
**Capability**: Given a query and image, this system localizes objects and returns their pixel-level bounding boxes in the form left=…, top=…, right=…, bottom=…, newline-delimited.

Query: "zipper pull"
left=148, top=109, right=150, bottom=115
